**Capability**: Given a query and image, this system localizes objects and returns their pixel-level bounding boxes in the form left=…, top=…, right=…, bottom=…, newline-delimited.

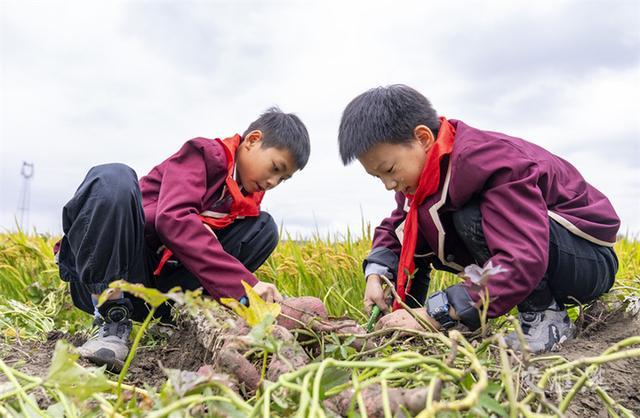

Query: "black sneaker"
left=78, top=298, right=133, bottom=372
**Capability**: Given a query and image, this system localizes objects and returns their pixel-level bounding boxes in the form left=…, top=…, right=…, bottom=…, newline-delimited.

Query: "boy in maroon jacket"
left=338, top=85, right=619, bottom=353
left=56, top=107, right=310, bottom=370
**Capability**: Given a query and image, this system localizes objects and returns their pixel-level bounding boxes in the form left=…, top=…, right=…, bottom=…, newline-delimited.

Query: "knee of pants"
left=87, top=163, right=140, bottom=203
left=230, top=211, right=279, bottom=272
left=258, top=211, right=279, bottom=254
left=69, top=282, right=95, bottom=316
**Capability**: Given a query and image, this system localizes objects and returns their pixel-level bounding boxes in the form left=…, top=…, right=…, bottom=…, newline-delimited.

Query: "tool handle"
left=366, top=305, right=382, bottom=332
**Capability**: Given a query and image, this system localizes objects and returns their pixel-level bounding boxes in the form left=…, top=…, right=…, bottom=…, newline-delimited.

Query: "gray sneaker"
left=78, top=299, right=133, bottom=372
left=505, top=301, right=575, bottom=354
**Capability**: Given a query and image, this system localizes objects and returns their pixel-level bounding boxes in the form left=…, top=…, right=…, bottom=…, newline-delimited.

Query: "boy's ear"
left=414, top=125, right=435, bottom=151
left=244, top=130, right=263, bottom=148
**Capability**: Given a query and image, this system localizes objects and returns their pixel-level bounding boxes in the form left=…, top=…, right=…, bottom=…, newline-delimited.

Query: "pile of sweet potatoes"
left=184, top=296, right=424, bottom=416
left=212, top=296, right=368, bottom=392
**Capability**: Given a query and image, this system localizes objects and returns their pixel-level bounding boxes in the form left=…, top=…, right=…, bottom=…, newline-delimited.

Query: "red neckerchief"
left=393, top=117, right=456, bottom=310
left=153, top=135, right=265, bottom=276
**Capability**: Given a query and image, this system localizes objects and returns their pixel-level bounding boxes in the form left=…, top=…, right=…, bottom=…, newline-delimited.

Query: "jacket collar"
left=424, top=158, right=464, bottom=272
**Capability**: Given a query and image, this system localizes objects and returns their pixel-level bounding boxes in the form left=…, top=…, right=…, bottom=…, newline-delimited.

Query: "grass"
left=0, top=229, right=639, bottom=417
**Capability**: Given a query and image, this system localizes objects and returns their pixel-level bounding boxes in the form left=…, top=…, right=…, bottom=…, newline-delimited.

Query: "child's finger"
left=272, top=288, right=284, bottom=303
left=374, top=297, right=390, bottom=314
left=383, top=286, right=394, bottom=306
left=364, top=299, right=374, bottom=316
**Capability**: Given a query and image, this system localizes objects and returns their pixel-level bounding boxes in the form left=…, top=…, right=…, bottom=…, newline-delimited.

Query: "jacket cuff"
left=363, top=247, right=399, bottom=278
left=445, top=284, right=481, bottom=331
left=364, top=263, right=391, bottom=280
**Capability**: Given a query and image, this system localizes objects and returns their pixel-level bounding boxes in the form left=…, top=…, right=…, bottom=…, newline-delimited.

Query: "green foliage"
left=0, top=230, right=60, bottom=302
left=99, top=279, right=174, bottom=308
left=0, top=231, right=639, bottom=417
left=45, top=340, right=111, bottom=400
left=0, top=231, right=91, bottom=339
left=221, top=280, right=281, bottom=327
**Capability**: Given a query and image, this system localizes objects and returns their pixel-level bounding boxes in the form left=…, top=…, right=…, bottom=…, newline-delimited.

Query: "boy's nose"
left=265, top=176, right=277, bottom=190
left=383, top=179, right=397, bottom=191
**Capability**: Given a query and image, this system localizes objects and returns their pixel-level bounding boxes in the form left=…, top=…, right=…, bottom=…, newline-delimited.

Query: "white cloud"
left=1, top=0, right=639, bottom=237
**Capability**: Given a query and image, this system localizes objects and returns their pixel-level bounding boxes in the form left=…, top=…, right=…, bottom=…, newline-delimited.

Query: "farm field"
left=0, top=229, right=639, bottom=417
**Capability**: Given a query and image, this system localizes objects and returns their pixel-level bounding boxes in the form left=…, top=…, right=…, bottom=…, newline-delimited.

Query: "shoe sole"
left=83, top=354, right=124, bottom=373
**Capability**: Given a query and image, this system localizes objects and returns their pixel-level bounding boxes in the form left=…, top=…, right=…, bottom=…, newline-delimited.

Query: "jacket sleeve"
left=363, top=192, right=408, bottom=279
left=154, top=139, right=258, bottom=300
left=446, top=139, right=549, bottom=326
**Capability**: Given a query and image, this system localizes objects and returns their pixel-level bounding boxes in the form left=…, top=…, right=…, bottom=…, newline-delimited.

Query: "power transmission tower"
left=17, top=162, right=34, bottom=232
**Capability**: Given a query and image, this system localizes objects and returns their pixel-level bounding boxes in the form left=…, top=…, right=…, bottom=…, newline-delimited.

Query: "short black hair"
left=338, top=84, right=440, bottom=165
left=244, top=106, right=311, bottom=169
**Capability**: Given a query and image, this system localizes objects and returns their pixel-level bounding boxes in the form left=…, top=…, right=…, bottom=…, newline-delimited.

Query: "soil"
left=0, top=322, right=211, bottom=406
left=2, top=309, right=638, bottom=415
left=560, top=306, right=640, bottom=417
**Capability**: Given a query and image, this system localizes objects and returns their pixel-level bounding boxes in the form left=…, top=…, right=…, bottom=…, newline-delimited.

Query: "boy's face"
left=236, top=130, right=298, bottom=193
left=357, top=125, right=435, bottom=195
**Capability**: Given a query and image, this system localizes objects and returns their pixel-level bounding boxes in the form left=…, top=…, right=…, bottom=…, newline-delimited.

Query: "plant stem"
left=114, top=306, right=157, bottom=410
left=380, top=378, right=392, bottom=418
left=496, top=335, right=517, bottom=418
left=0, top=381, right=41, bottom=401
left=0, top=359, right=46, bottom=417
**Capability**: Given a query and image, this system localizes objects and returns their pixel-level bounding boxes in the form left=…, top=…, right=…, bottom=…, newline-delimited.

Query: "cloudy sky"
left=1, top=0, right=639, bottom=239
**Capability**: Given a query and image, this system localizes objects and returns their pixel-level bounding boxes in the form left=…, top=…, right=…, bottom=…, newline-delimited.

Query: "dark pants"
left=404, top=199, right=617, bottom=312
left=58, top=163, right=279, bottom=322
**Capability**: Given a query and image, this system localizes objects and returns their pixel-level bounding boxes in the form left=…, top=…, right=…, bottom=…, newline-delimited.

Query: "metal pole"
left=17, top=162, right=34, bottom=232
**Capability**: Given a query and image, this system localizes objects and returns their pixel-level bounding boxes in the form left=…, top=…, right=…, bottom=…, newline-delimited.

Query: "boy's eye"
left=387, top=166, right=394, bottom=173
left=272, top=163, right=280, bottom=172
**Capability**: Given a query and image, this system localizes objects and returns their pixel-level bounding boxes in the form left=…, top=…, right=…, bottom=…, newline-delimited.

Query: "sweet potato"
left=266, top=325, right=311, bottom=381
left=278, top=297, right=376, bottom=351
left=277, top=296, right=329, bottom=330
left=334, top=323, right=374, bottom=351
left=324, top=384, right=429, bottom=417
left=215, top=349, right=261, bottom=393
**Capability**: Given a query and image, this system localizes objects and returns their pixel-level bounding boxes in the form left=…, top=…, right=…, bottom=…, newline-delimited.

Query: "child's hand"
left=252, top=281, right=283, bottom=303
left=364, top=274, right=392, bottom=315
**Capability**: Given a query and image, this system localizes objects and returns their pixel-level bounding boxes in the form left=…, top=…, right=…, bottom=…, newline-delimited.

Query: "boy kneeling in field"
left=54, top=107, right=310, bottom=371
left=338, top=85, right=619, bottom=353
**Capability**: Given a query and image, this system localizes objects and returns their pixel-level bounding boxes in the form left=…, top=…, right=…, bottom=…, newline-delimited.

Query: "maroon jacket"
left=367, top=120, right=620, bottom=325
left=139, top=137, right=259, bottom=300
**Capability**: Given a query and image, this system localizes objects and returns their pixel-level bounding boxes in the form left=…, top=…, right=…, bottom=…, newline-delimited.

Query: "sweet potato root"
left=325, top=384, right=428, bottom=417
